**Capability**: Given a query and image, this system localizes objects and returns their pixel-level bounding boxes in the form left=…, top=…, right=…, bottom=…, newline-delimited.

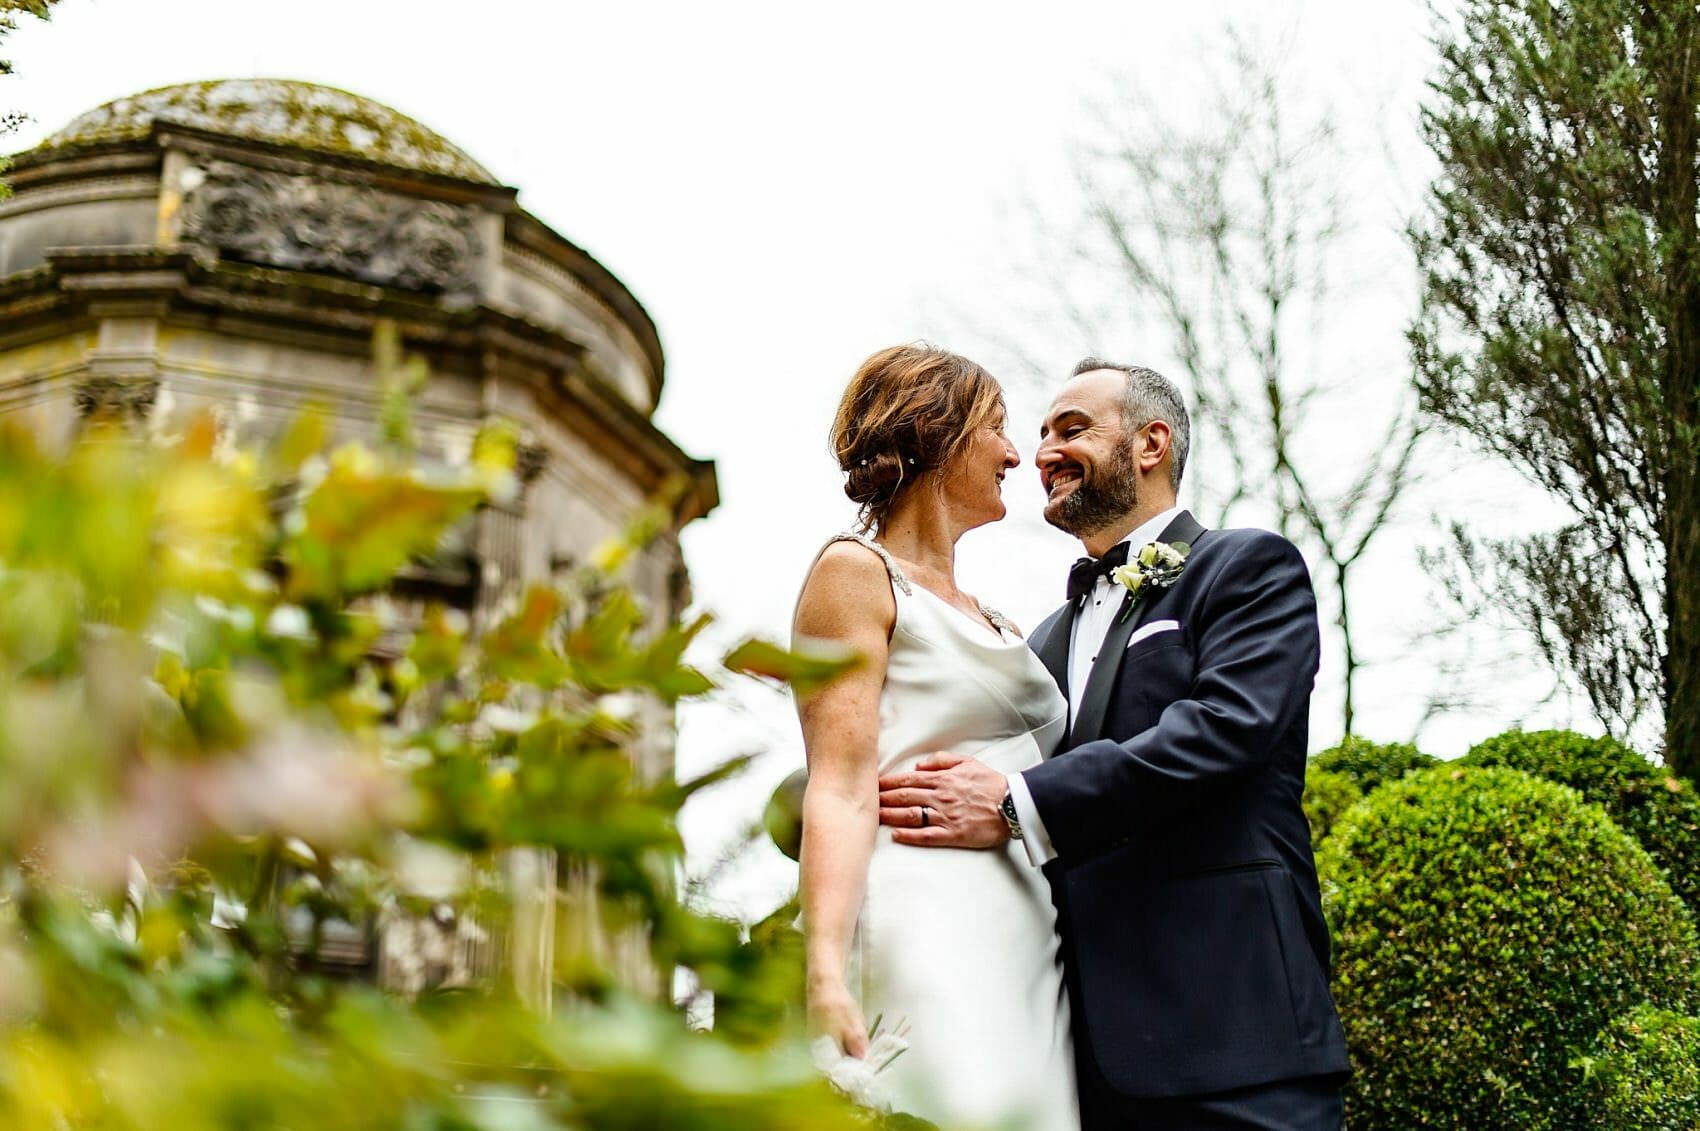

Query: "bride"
left=794, top=344, right=1079, bottom=1130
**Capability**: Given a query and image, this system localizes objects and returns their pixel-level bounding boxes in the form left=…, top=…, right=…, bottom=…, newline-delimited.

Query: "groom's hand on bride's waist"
left=877, top=753, right=1008, bottom=849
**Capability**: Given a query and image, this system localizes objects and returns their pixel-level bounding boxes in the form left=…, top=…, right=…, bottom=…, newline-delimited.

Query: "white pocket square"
left=1126, top=619, right=1181, bottom=649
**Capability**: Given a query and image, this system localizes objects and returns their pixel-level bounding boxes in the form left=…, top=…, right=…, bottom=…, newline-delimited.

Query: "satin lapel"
left=1067, top=510, right=1207, bottom=745
left=1157, top=509, right=1207, bottom=553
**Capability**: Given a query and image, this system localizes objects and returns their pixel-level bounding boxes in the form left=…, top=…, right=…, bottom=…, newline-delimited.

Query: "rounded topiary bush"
left=1577, top=1004, right=1700, bottom=1130
left=1462, top=729, right=1700, bottom=916
left=1311, top=735, right=1436, bottom=793
left=1320, top=767, right=1700, bottom=1130
left=1302, top=764, right=1359, bottom=851
left=1304, top=737, right=1437, bottom=848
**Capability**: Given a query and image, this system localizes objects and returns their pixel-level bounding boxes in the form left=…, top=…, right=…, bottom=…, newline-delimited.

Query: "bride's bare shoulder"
left=809, top=533, right=914, bottom=591
left=794, top=537, right=899, bottom=637
left=809, top=536, right=894, bottom=583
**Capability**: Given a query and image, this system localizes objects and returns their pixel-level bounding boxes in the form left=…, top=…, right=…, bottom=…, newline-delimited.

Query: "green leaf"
left=723, top=638, right=863, bottom=696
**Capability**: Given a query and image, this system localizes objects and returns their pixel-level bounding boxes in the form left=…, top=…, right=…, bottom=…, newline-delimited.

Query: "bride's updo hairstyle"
left=831, top=343, right=1003, bottom=532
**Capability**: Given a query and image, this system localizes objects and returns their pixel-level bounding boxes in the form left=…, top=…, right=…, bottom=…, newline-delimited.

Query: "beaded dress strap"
left=826, top=531, right=914, bottom=596
left=976, top=603, right=1018, bottom=636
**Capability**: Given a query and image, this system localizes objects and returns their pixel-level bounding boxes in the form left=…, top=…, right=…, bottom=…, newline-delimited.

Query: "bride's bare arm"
left=795, top=542, right=896, bottom=1059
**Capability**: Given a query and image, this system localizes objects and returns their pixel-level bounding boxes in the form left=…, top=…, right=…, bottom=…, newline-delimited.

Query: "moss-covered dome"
left=36, top=79, right=496, bottom=184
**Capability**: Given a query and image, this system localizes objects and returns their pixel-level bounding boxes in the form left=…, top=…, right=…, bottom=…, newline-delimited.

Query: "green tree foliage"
left=0, top=0, right=54, bottom=76
left=1320, top=767, right=1700, bottom=1129
left=0, top=0, right=56, bottom=183
left=1463, top=729, right=1700, bottom=916
left=0, top=339, right=878, bottom=1128
left=1576, top=1004, right=1700, bottom=1130
left=1410, top=0, right=1700, bottom=768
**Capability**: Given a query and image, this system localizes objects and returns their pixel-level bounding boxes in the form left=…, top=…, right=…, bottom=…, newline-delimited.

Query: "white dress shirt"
left=1007, top=506, right=1183, bottom=866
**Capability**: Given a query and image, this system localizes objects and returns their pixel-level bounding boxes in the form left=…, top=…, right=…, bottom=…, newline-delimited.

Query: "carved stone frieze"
left=179, top=160, right=483, bottom=296
left=377, top=903, right=493, bottom=997
left=74, top=375, right=158, bottom=422
left=516, top=442, right=549, bottom=486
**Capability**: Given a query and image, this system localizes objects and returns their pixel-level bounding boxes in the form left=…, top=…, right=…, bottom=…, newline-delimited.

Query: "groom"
left=877, top=361, right=1349, bottom=1129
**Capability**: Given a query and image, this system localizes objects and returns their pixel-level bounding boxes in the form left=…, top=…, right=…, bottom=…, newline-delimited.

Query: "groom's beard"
left=1045, top=432, right=1140, bottom=538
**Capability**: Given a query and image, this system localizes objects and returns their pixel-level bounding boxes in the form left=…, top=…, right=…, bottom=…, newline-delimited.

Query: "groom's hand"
left=877, top=753, right=1008, bottom=848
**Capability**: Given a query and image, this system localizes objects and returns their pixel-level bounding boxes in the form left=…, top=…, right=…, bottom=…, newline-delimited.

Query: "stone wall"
left=0, top=80, right=716, bottom=1005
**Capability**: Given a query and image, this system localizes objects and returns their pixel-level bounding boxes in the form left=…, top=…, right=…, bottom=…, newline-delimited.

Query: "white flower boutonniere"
left=1109, top=540, right=1191, bottom=624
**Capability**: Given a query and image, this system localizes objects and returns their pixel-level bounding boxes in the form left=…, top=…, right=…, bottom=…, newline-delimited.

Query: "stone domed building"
left=0, top=79, right=717, bottom=1000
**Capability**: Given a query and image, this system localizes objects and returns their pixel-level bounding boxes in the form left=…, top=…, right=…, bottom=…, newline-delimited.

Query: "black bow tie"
left=1067, top=542, right=1131, bottom=603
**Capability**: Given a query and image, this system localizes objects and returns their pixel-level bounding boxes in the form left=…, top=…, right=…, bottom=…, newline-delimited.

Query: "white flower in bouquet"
left=810, top=1015, right=910, bottom=1112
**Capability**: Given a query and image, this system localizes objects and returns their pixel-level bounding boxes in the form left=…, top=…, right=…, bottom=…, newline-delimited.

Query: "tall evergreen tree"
left=1412, top=0, right=1700, bottom=771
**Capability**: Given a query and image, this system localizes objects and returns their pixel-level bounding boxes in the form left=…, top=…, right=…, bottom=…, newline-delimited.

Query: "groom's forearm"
left=1023, top=534, right=1319, bottom=860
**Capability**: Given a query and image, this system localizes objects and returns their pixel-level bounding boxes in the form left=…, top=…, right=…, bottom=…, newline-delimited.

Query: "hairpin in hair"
left=906, top=457, right=917, bottom=467
left=859, top=458, right=868, bottom=467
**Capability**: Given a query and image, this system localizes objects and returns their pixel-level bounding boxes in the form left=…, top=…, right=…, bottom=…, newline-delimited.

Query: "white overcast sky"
left=7, top=0, right=1592, bottom=916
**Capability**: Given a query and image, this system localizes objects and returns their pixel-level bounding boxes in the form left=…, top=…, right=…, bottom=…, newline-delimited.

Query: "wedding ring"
left=920, top=805, right=931, bottom=828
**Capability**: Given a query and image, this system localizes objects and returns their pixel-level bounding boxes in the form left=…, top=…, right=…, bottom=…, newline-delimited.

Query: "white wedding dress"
left=830, top=533, right=1079, bottom=1131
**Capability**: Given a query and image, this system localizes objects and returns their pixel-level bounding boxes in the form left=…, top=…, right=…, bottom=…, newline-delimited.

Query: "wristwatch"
left=999, top=790, right=1024, bottom=841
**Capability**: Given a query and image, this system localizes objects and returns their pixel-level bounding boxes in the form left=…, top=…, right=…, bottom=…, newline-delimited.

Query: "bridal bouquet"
left=810, top=1015, right=910, bottom=1113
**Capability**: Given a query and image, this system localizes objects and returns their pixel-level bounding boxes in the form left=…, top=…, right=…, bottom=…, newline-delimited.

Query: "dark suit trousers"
left=1077, top=1067, right=1345, bottom=1131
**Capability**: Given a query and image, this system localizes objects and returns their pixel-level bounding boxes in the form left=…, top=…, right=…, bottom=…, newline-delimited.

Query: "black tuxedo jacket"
left=1023, top=511, right=1349, bottom=1102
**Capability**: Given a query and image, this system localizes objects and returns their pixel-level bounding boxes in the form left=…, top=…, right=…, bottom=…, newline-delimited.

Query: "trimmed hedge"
left=1576, top=1005, right=1700, bottom=1130
left=1310, top=736, right=1437, bottom=793
left=1301, top=765, right=1359, bottom=851
left=1462, top=729, right=1700, bottom=916
left=1320, top=767, right=1700, bottom=1130
left=1303, top=737, right=1436, bottom=847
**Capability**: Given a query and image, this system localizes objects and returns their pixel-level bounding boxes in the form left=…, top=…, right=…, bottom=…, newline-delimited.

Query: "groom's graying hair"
left=1071, top=358, right=1191, bottom=489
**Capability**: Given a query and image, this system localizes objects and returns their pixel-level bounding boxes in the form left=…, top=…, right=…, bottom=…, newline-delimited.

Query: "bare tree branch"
left=1042, top=35, right=1428, bottom=740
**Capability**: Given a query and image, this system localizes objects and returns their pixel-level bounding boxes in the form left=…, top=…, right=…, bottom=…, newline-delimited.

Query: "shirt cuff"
left=1007, top=771, right=1058, bottom=867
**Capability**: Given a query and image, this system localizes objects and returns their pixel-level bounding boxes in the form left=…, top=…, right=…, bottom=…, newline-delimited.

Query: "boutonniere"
left=1109, top=541, right=1191, bottom=624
